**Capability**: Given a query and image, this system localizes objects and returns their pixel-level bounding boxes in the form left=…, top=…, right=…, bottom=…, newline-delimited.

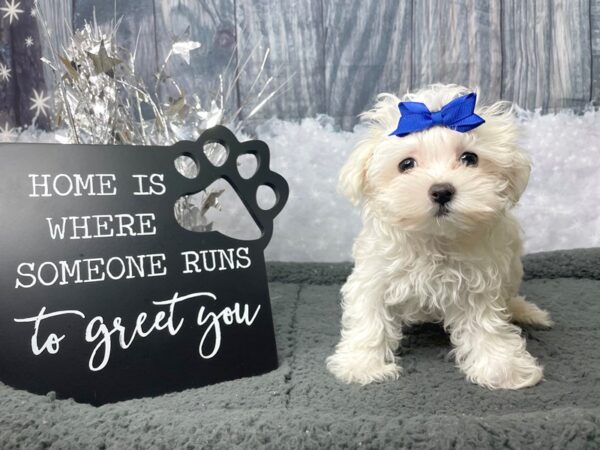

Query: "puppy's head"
left=339, top=84, right=530, bottom=235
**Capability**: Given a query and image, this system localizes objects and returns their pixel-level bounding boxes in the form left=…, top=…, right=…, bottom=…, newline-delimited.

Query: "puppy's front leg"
left=446, top=299, right=543, bottom=389
left=326, top=269, right=402, bottom=384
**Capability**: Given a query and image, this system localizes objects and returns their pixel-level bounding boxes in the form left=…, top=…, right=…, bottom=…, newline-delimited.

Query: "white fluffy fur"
left=327, top=84, right=553, bottom=390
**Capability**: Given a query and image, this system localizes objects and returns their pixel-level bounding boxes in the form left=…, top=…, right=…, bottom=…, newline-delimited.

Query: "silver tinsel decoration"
left=35, top=4, right=288, bottom=232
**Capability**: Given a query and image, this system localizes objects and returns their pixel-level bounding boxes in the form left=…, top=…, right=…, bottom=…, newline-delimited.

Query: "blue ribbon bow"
left=389, top=93, right=485, bottom=137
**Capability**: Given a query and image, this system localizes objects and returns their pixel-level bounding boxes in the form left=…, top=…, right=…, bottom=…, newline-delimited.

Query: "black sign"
left=0, top=126, right=288, bottom=405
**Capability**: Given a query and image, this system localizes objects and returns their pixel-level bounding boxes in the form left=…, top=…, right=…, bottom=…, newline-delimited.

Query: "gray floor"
left=1, top=250, right=599, bottom=449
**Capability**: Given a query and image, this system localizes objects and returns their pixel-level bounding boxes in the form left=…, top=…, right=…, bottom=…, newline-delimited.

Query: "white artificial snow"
left=8, top=110, right=600, bottom=262
left=256, top=116, right=364, bottom=262
left=515, top=109, right=600, bottom=254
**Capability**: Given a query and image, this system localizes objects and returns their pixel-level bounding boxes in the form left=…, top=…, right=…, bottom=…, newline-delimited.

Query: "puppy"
left=327, top=84, right=552, bottom=389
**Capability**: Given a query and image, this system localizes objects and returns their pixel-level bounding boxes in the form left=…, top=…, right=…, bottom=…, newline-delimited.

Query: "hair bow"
left=389, top=93, right=485, bottom=137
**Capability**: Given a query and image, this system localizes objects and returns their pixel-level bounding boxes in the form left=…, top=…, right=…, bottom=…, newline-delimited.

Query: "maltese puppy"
left=327, top=84, right=552, bottom=389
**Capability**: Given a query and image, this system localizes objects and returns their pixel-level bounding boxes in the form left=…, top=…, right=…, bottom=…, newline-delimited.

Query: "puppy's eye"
left=459, top=152, right=478, bottom=167
left=398, top=158, right=417, bottom=173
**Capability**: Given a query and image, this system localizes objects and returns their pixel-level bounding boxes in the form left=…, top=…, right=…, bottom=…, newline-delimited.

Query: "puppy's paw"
left=508, top=296, right=554, bottom=328
left=326, top=351, right=401, bottom=385
left=463, top=352, right=543, bottom=390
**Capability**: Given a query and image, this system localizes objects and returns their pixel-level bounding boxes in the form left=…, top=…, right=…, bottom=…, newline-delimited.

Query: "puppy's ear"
left=505, top=145, right=531, bottom=204
left=478, top=101, right=531, bottom=204
left=338, top=93, right=400, bottom=205
left=338, top=139, right=373, bottom=205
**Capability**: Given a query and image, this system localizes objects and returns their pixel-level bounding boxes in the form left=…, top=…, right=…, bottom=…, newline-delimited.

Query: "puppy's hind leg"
left=505, top=250, right=552, bottom=328
left=508, top=295, right=553, bottom=328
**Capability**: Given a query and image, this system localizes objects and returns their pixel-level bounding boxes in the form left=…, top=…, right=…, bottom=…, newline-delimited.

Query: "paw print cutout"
left=171, top=125, right=289, bottom=249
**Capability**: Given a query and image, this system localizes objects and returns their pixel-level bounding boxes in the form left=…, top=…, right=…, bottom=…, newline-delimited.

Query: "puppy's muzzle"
left=429, top=183, right=455, bottom=206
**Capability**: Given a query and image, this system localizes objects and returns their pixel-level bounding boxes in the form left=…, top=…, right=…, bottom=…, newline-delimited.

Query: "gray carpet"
left=1, top=249, right=599, bottom=449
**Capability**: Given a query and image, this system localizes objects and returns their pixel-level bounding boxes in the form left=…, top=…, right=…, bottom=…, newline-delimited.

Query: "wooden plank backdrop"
left=236, top=0, right=326, bottom=121
left=2, top=0, right=599, bottom=130
left=412, top=1, right=502, bottom=104
left=503, top=0, right=592, bottom=111
left=593, top=0, right=600, bottom=105
left=323, top=0, right=413, bottom=129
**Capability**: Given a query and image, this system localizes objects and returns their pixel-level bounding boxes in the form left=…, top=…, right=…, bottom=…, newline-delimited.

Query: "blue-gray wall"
left=4, top=0, right=600, bottom=130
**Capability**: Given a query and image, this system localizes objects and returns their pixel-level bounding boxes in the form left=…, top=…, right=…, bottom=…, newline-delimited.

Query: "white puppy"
left=327, top=84, right=552, bottom=390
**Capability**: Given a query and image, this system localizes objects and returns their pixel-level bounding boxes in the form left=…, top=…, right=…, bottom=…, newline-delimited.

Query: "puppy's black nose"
left=429, top=183, right=455, bottom=205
